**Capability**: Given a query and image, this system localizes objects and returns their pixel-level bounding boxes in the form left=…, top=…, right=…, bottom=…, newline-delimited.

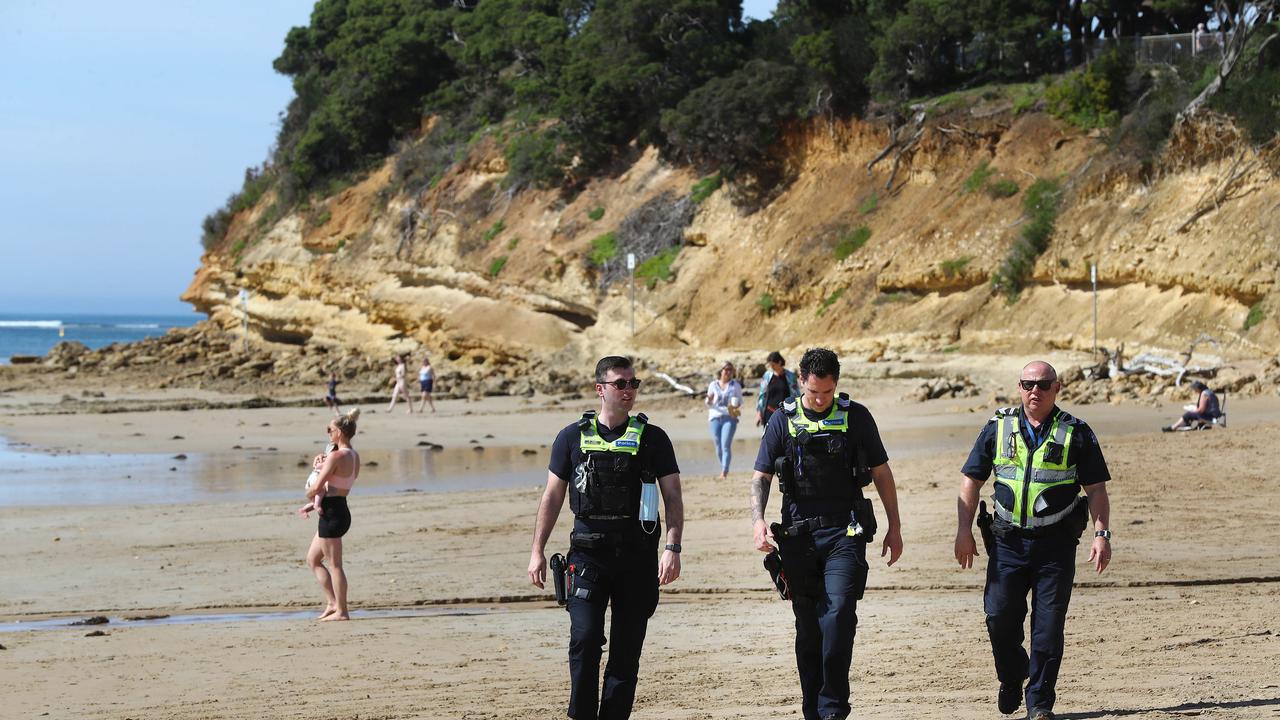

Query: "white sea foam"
left=0, top=320, right=62, bottom=328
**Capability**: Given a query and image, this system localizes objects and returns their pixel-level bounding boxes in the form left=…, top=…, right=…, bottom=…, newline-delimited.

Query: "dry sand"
left=2, top=386, right=1279, bottom=719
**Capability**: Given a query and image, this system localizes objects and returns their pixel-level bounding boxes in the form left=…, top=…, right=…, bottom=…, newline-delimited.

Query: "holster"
left=976, top=501, right=995, bottom=556
left=770, top=523, right=823, bottom=598
left=774, top=456, right=794, bottom=496
left=852, top=496, right=877, bottom=544
left=549, top=553, right=568, bottom=607
left=763, top=550, right=789, bottom=600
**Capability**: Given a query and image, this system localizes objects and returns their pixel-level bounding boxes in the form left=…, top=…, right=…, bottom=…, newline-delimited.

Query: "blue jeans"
left=709, top=415, right=738, bottom=474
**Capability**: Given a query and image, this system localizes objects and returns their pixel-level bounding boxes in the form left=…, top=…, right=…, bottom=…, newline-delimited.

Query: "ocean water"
left=0, top=311, right=200, bottom=362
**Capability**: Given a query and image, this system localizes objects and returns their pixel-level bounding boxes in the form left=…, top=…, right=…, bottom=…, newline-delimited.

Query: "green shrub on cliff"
left=589, top=232, right=618, bottom=266
left=1045, top=48, right=1132, bottom=129
left=991, top=178, right=1062, bottom=301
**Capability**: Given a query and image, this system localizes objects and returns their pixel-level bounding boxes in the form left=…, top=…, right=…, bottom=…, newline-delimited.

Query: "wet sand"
left=2, top=388, right=1279, bottom=719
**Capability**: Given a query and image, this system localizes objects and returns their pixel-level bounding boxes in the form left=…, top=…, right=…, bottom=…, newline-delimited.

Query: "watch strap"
left=664, top=543, right=681, bottom=553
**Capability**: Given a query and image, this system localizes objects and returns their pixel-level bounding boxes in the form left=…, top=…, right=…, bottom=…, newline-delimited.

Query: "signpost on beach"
left=1091, top=264, right=1098, bottom=355
left=627, top=253, right=636, bottom=337
left=239, top=288, right=250, bottom=352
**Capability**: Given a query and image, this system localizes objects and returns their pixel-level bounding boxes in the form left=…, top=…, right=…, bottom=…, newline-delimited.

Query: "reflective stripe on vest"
left=991, top=408, right=1079, bottom=529
left=785, top=401, right=849, bottom=436
left=579, top=415, right=646, bottom=454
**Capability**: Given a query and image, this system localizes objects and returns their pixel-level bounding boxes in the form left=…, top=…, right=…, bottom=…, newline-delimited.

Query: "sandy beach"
left=3, top=382, right=1279, bottom=719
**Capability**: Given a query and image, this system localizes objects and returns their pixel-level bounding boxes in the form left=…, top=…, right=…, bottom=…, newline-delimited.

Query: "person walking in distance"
left=756, top=350, right=799, bottom=428
left=417, top=356, right=437, bottom=413
left=387, top=354, right=414, bottom=414
left=528, top=356, right=684, bottom=720
left=955, top=361, right=1113, bottom=720
left=705, top=360, right=743, bottom=479
left=750, top=347, right=903, bottom=720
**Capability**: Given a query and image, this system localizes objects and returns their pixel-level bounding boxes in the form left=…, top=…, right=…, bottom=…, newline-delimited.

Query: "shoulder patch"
left=781, top=397, right=798, bottom=415
left=836, top=392, right=851, bottom=409
left=635, top=412, right=648, bottom=425
left=577, top=411, right=595, bottom=431
left=1056, top=410, right=1080, bottom=425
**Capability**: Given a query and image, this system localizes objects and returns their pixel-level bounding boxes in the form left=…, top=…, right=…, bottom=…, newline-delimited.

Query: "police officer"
left=750, top=348, right=903, bottom=720
left=528, top=355, right=684, bottom=720
left=955, top=361, right=1113, bottom=720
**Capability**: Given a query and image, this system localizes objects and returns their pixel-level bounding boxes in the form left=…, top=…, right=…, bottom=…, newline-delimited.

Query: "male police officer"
left=955, top=360, right=1113, bottom=720
left=750, top=348, right=903, bottom=720
left=528, top=356, right=684, bottom=720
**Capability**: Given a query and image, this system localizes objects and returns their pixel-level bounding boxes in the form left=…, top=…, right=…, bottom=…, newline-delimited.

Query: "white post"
left=626, top=253, right=636, bottom=337
left=239, top=288, right=250, bottom=353
left=1091, top=264, right=1098, bottom=355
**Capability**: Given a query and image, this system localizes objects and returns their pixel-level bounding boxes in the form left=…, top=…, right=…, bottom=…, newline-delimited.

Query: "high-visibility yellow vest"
left=570, top=412, right=647, bottom=520
left=991, top=407, right=1082, bottom=529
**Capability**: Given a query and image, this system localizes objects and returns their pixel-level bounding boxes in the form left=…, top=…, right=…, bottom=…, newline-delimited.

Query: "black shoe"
left=1027, top=709, right=1054, bottom=720
left=998, top=683, right=1022, bottom=714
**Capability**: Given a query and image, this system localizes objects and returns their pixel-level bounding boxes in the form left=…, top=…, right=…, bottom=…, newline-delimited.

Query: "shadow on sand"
left=1057, top=695, right=1280, bottom=718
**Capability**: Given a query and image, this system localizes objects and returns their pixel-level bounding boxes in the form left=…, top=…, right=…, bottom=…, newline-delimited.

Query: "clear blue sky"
left=0, top=0, right=776, bottom=317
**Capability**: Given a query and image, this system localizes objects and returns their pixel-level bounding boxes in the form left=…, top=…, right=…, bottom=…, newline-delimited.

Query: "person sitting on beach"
left=323, top=371, right=341, bottom=417
left=302, top=408, right=361, bottom=622
left=1163, top=380, right=1222, bottom=431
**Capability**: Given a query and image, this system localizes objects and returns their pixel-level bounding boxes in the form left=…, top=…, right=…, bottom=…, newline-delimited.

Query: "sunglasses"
left=601, top=378, right=642, bottom=390
left=1019, top=379, right=1056, bottom=391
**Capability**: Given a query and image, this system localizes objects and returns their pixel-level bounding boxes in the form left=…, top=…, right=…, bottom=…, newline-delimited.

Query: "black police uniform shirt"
left=961, top=405, right=1111, bottom=515
left=753, top=398, right=889, bottom=524
left=550, top=416, right=680, bottom=534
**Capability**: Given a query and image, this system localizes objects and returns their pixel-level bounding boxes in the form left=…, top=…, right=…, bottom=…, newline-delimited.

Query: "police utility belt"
left=990, top=495, right=1088, bottom=539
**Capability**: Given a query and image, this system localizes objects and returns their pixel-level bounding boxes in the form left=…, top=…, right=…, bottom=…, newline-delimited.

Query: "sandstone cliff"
left=180, top=104, right=1278, bottom=391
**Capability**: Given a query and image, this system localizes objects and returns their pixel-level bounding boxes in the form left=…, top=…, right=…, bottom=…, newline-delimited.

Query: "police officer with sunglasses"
left=528, top=355, right=683, bottom=720
left=954, top=361, right=1113, bottom=720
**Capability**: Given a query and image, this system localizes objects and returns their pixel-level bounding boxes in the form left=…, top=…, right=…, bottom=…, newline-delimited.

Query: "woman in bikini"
left=304, top=408, right=361, bottom=621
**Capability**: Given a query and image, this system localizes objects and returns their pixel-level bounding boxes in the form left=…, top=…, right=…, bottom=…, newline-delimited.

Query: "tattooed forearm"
left=750, top=471, right=772, bottom=524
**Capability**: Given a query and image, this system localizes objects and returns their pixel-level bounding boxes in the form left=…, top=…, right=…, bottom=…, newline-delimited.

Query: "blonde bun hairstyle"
left=334, top=408, right=360, bottom=439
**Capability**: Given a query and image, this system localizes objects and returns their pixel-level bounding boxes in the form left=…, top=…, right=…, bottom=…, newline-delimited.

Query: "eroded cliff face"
left=183, top=107, right=1278, bottom=387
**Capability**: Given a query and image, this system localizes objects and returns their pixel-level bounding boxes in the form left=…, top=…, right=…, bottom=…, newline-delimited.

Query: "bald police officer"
left=955, top=361, right=1113, bottom=720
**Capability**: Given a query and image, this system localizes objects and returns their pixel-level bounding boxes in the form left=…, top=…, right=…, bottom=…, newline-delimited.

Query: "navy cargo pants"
left=564, top=538, right=659, bottom=720
left=985, top=531, right=1078, bottom=713
left=778, top=525, right=870, bottom=720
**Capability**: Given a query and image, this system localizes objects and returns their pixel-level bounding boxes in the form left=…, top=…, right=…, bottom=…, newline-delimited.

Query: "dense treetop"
left=201, top=0, right=1276, bottom=247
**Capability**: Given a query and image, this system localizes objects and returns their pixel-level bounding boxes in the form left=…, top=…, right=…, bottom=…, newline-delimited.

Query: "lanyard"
left=1022, top=418, right=1047, bottom=449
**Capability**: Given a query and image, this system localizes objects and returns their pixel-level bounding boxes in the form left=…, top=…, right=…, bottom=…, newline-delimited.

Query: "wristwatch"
left=664, top=543, right=682, bottom=553
left=1095, top=530, right=1112, bottom=541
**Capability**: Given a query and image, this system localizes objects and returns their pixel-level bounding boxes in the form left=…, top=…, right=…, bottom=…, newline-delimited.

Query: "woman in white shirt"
left=705, top=361, right=744, bottom=479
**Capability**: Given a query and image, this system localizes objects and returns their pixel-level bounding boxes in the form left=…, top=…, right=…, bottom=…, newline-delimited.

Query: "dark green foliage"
left=503, top=128, right=568, bottom=188
left=834, top=226, right=871, bottom=260
left=588, top=207, right=605, bottom=221
left=963, top=161, right=994, bottom=193
left=634, top=246, right=682, bottom=289
left=507, top=236, right=520, bottom=250
left=1046, top=48, right=1134, bottom=129
left=1112, top=59, right=1214, bottom=159
left=690, top=173, right=724, bottom=204
left=201, top=166, right=273, bottom=250
left=757, top=292, right=776, bottom=315
left=589, top=232, right=618, bottom=266
left=992, top=178, right=1062, bottom=301
left=939, top=256, right=973, bottom=277
left=1210, top=66, right=1280, bottom=144
left=986, top=179, right=1019, bottom=198
left=1243, top=302, right=1264, bottom=330
left=489, top=255, right=509, bottom=277
left=661, top=60, right=804, bottom=191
